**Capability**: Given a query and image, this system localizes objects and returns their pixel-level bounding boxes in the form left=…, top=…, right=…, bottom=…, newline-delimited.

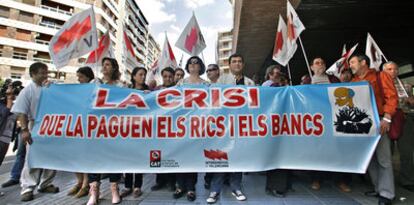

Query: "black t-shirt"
left=236, top=77, right=245, bottom=85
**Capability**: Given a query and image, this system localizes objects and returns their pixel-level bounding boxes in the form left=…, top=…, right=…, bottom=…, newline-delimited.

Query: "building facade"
left=0, top=0, right=159, bottom=84
left=216, top=29, right=232, bottom=73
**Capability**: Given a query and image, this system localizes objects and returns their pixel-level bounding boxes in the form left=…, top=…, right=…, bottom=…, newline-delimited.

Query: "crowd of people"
left=0, top=53, right=414, bottom=205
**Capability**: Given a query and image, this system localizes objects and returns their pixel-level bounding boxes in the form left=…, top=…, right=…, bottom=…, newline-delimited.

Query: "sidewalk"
left=1, top=170, right=413, bottom=205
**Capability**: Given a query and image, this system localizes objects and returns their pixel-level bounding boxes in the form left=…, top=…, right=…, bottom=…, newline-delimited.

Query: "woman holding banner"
left=87, top=58, right=123, bottom=205
left=173, top=56, right=208, bottom=202
left=67, top=66, right=95, bottom=198
left=119, top=67, right=150, bottom=199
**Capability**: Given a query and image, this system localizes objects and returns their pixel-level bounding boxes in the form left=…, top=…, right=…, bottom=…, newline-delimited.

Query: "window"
left=12, top=48, right=28, bottom=60
left=11, top=73, right=22, bottom=79
left=0, top=6, right=9, bottom=18
left=22, top=0, right=36, bottom=6
left=18, top=11, right=34, bottom=23
left=15, top=29, right=32, bottom=41
left=0, top=25, right=7, bottom=37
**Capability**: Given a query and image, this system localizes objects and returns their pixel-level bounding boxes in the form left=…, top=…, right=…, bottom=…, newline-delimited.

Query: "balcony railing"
left=40, top=5, right=73, bottom=16
left=12, top=51, right=28, bottom=60
left=39, top=21, right=62, bottom=30
left=35, top=39, right=50, bottom=45
left=33, top=57, right=52, bottom=64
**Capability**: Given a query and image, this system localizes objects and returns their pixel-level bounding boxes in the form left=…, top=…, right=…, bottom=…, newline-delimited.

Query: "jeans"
left=11, top=135, right=26, bottom=181
left=211, top=172, right=242, bottom=193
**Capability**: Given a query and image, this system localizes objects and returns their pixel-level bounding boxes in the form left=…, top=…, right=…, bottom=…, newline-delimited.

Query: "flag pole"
left=298, top=36, right=312, bottom=77
left=287, top=63, right=293, bottom=86
left=178, top=54, right=184, bottom=67
left=201, top=52, right=206, bottom=63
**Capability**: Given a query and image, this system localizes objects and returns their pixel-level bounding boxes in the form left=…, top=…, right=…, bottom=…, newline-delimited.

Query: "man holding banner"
left=349, top=54, right=398, bottom=205
left=207, top=54, right=251, bottom=204
left=11, top=62, right=59, bottom=202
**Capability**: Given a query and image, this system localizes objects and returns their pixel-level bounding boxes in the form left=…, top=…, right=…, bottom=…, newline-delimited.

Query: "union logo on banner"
left=204, top=149, right=229, bottom=168
left=150, top=150, right=161, bottom=167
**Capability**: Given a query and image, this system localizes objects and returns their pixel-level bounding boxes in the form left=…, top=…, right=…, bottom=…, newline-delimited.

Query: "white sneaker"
left=231, top=190, right=246, bottom=201
left=206, top=192, right=219, bottom=204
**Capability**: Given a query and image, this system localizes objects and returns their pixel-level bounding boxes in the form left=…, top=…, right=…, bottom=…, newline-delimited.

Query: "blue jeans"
left=10, top=135, right=26, bottom=181
left=211, top=172, right=242, bottom=193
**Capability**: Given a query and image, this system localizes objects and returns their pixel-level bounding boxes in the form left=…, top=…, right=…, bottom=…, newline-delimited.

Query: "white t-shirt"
left=311, top=74, right=330, bottom=85
left=11, top=81, right=42, bottom=121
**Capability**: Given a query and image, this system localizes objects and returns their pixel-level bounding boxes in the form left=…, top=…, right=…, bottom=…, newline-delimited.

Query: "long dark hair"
left=130, top=67, right=148, bottom=89
left=76, top=66, right=95, bottom=82
left=102, top=57, right=121, bottom=81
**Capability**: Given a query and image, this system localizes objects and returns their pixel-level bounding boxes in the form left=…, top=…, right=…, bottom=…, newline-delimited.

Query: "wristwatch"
left=382, top=117, right=392, bottom=123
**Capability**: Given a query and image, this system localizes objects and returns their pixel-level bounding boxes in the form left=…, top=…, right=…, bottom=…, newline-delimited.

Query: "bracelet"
left=382, top=117, right=392, bottom=123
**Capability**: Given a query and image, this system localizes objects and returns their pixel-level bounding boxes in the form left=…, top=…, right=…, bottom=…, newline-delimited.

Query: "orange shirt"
left=351, top=69, right=398, bottom=116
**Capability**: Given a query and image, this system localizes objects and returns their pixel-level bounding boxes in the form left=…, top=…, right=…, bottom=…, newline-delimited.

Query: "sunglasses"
left=189, top=59, right=200, bottom=64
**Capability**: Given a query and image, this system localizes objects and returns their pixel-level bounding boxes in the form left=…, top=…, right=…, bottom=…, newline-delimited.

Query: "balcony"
left=39, top=21, right=61, bottom=30
left=35, top=39, right=50, bottom=45
left=12, top=51, right=28, bottom=60
left=40, top=4, right=72, bottom=16
left=33, top=57, right=52, bottom=64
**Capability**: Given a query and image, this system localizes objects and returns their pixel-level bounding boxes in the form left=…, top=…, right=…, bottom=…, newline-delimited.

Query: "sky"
left=136, top=0, right=233, bottom=66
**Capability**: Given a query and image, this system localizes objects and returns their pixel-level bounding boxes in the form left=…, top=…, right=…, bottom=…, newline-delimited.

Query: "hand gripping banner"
left=29, top=82, right=380, bottom=173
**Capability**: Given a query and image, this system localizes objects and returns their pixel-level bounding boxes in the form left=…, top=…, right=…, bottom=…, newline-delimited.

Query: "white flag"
left=49, top=7, right=98, bottom=68
left=366, top=33, right=386, bottom=70
left=85, top=30, right=113, bottom=65
left=326, top=43, right=358, bottom=77
left=175, top=13, right=206, bottom=56
left=272, top=15, right=290, bottom=66
left=123, top=30, right=141, bottom=68
left=286, top=0, right=305, bottom=60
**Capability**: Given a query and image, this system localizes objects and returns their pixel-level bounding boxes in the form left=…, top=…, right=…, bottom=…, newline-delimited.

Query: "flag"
left=147, top=33, right=177, bottom=85
left=123, top=29, right=141, bottom=68
left=326, top=43, right=358, bottom=77
left=286, top=0, right=305, bottom=60
left=175, top=13, right=206, bottom=56
left=158, top=33, right=177, bottom=71
left=272, top=15, right=289, bottom=66
left=49, top=7, right=98, bottom=68
left=366, top=33, right=386, bottom=70
left=85, top=30, right=113, bottom=65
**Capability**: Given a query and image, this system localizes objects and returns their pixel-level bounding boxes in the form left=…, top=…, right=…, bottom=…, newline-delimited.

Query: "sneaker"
left=206, top=192, right=219, bottom=204
left=231, top=190, right=246, bottom=201
left=1, top=179, right=19, bottom=188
